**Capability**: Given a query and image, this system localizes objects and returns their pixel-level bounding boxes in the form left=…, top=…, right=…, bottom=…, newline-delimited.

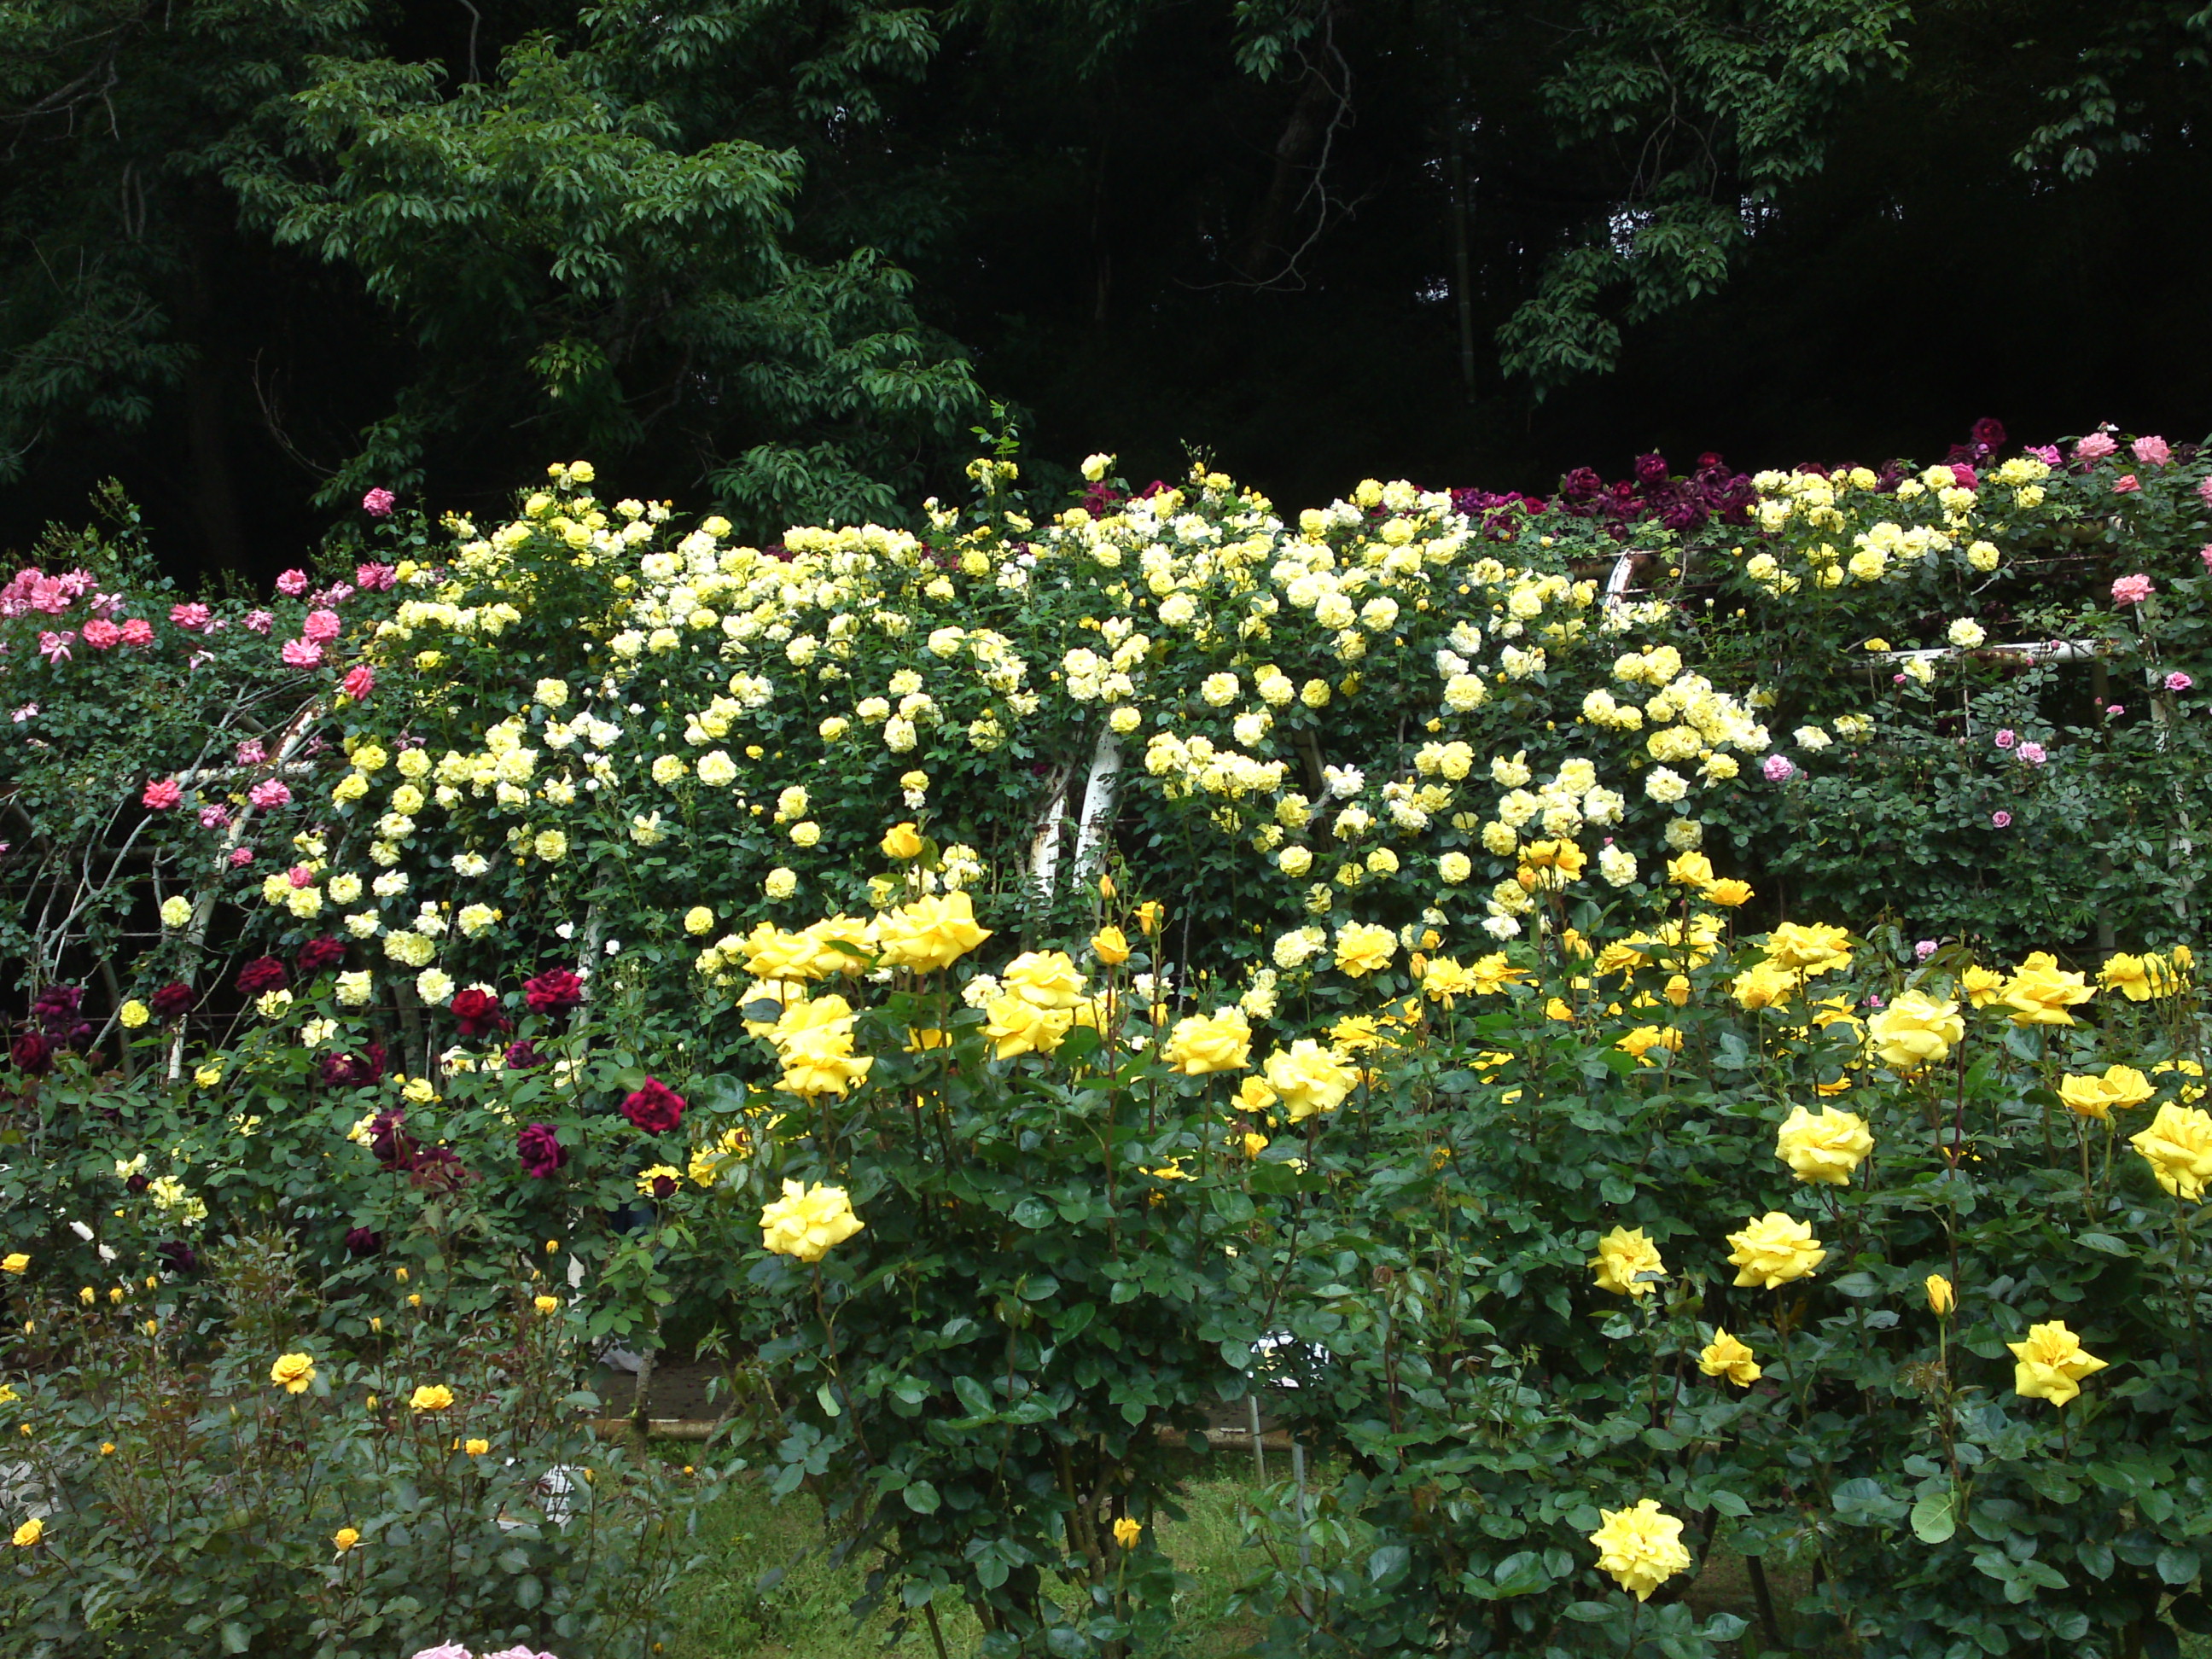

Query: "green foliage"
left=0, top=1230, right=702, bottom=1656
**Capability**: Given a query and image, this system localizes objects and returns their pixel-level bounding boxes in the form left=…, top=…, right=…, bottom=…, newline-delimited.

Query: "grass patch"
left=665, top=1462, right=1269, bottom=1659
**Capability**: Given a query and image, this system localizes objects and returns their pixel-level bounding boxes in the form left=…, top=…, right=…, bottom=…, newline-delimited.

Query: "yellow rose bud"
left=1925, top=1274, right=1954, bottom=1316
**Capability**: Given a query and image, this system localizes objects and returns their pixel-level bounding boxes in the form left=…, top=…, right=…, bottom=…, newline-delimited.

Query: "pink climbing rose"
left=143, top=778, right=183, bottom=810
left=2112, top=573, right=2155, bottom=605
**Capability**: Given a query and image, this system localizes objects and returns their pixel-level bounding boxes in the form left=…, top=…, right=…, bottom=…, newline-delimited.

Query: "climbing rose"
left=517, top=1123, right=566, bottom=1179
left=142, top=778, right=182, bottom=810
left=522, top=968, right=583, bottom=1014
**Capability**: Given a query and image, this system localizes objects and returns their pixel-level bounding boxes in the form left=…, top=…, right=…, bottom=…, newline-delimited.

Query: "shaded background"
left=3, top=0, right=2208, bottom=580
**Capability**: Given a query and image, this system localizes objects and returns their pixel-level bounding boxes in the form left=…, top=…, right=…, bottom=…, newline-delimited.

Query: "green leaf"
left=1911, top=1490, right=1958, bottom=1545
left=903, top=1481, right=941, bottom=1515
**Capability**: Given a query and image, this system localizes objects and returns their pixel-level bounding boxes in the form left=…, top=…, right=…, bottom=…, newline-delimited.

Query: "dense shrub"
left=5, top=422, right=2212, bottom=1659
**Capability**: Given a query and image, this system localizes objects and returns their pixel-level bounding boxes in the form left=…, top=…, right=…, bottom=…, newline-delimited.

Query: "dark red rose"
left=1970, top=416, right=2007, bottom=456
left=296, top=936, right=347, bottom=975
left=647, top=1172, right=678, bottom=1199
left=406, top=1145, right=472, bottom=1193
left=236, top=957, right=288, bottom=996
left=149, top=981, right=194, bottom=1019
left=10, top=1032, right=53, bottom=1074
left=125, top=1173, right=150, bottom=1195
left=344, top=1225, right=381, bottom=1256
left=322, top=1041, right=389, bottom=1089
left=155, top=1241, right=199, bottom=1274
left=517, top=1121, right=566, bottom=1178
left=620, top=1078, right=684, bottom=1134
left=451, top=987, right=508, bottom=1039
left=32, top=986, right=83, bottom=1029
left=367, top=1109, right=416, bottom=1172
left=523, top=968, right=583, bottom=1015
left=504, top=1039, right=544, bottom=1071
left=1633, top=451, right=1670, bottom=487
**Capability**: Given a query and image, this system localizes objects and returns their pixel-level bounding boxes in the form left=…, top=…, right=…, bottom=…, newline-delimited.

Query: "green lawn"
left=666, top=1462, right=1270, bottom=1659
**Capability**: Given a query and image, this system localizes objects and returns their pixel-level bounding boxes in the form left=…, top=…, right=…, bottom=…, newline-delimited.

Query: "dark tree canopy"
left=3, top=0, right=2209, bottom=574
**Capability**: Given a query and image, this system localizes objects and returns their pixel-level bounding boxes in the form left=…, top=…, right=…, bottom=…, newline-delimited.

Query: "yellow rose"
left=983, top=992, right=1074, bottom=1058
left=1866, top=991, right=1963, bottom=1071
left=2001, top=952, right=2094, bottom=1025
left=1113, top=1516, right=1143, bottom=1548
left=1587, top=1225, right=1665, bottom=1298
left=332, top=1527, right=361, bottom=1553
left=1091, top=927, right=1131, bottom=966
left=1706, top=879, right=1754, bottom=907
left=1587, top=1499, right=1691, bottom=1602
left=1233, top=1075, right=1278, bottom=1113
left=1262, top=1040, right=1359, bottom=1121
left=2131, top=1102, right=2212, bottom=1202
left=119, top=999, right=150, bottom=1029
left=408, top=1384, right=456, bottom=1413
left=12, top=1517, right=44, bottom=1548
left=1615, top=1026, right=1680, bottom=1065
left=1925, top=1274, right=1954, bottom=1316
left=1163, top=1008, right=1253, bottom=1076
left=1666, top=851, right=1714, bottom=888
left=1003, top=950, right=1086, bottom=1010
left=1725, top=1211, right=1826, bottom=1289
left=874, top=890, right=992, bottom=973
left=533, top=1295, right=561, bottom=1314
left=1133, top=900, right=1165, bottom=936
left=1762, top=922, right=1853, bottom=975
left=1731, top=961, right=1795, bottom=1013
left=2007, top=1319, right=2107, bottom=1406
left=1334, top=922, right=1396, bottom=978
left=269, top=1352, right=317, bottom=1395
left=1959, top=964, right=2006, bottom=1007
left=1774, top=1104, right=1873, bottom=1185
left=881, top=822, right=924, bottom=859
left=771, top=994, right=875, bottom=1097
left=683, top=905, right=715, bottom=935
left=1, top=1254, right=28, bottom=1275
left=759, top=1179, right=864, bottom=1262
left=463, top=1437, right=490, bottom=1456
left=1697, top=1330, right=1761, bottom=1387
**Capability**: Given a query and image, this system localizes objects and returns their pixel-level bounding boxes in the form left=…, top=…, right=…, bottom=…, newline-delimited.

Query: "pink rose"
left=199, top=804, right=230, bottom=830
left=321, top=582, right=355, bottom=604
left=2114, top=474, right=2141, bottom=493
left=10, top=703, right=37, bottom=724
left=1992, top=811, right=2013, bottom=829
left=169, top=602, right=211, bottom=631
left=244, top=609, right=274, bottom=634
left=1945, top=463, right=1977, bottom=490
left=2201, top=542, right=2212, bottom=573
left=229, top=846, right=256, bottom=867
left=362, top=487, right=397, bottom=517
left=355, top=562, right=397, bottom=591
left=2107, top=704, right=2127, bottom=719
left=236, top=738, right=266, bottom=765
left=2112, top=573, right=2155, bottom=605
left=2132, top=435, right=2172, bottom=467
left=2019, top=742, right=2047, bottom=765
left=341, top=664, right=376, bottom=702
left=248, top=779, right=293, bottom=810
left=143, top=778, right=183, bottom=809
left=301, top=608, right=341, bottom=643
left=275, top=569, right=310, bottom=597
left=1762, top=754, right=1796, bottom=782
left=2199, top=479, right=2212, bottom=509
left=2074, top=432, right=2118, bottom=462
left=119, top=618, right=153, bottom=646
left=1915, top=940, right=1938, bottom=961
left=288, top=864, right=317, bottom=889
left=1994, top=728, right=2017, bottom=749
left=80, top=617, right=120, bottom=649
left=281, top=638, right=324, bottom=668
left=2167, top=671, right=2194, bottom=692
left=38, top=629, right=74, bottom=663
left=2028, top=445, right=2062, bottom=466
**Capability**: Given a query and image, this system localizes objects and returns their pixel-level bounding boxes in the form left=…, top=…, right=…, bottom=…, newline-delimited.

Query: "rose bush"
left=5, top=421, right=2212, bottom=1657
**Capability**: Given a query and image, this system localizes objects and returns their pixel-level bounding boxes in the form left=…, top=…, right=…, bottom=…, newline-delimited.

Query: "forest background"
left=3, top=0, right=2210, bottom=577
